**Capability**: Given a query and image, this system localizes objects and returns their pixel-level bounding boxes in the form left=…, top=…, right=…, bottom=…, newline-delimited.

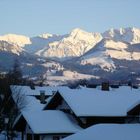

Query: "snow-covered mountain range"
left=0, top=27, right=140, bottom=84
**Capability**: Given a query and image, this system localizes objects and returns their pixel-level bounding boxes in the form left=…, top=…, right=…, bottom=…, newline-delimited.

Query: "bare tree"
left=1, top=86, right=28, bottom=140
left=11, top=86, right=28, bottom=111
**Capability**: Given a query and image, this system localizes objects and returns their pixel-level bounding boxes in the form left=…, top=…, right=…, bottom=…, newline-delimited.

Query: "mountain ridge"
left=0, top=27, right=140, bottom=85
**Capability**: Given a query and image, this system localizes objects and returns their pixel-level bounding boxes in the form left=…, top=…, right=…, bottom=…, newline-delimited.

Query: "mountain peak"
left=69, top=28, right=102, bottom=41
left=0, top=33, right=31, bottom=47
left=103, top=27, right=140, bottom=44
left=39, top=33, right=53, bottom=39
left=71, top=28, right=85, bottom=32
left=70, top=28, right=88, bottom=37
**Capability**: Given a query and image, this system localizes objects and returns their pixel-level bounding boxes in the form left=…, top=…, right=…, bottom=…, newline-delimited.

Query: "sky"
left=0, top=0, right=140, bottom=36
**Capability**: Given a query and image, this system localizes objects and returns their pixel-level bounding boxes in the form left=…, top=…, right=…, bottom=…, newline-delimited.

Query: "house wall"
left=127, top=104, right=140, bottom=116
left=127, top=104, right=140, bottom=123
left=26, top=124, right=33, bottom=134
left=41, top=135, right=52, bottom=140
left=79, top=117, right=126, bottom=128
left=24, top=124, right=69, bottom=140
left=41, top=135, right=67, bottom=140
left=25, top=124, right=35, bottom=140
left=126, top=114, right=140, bottom=123
left=56, top=100, right=71, bottom=113
left=23, top=134, right=68, bottom=140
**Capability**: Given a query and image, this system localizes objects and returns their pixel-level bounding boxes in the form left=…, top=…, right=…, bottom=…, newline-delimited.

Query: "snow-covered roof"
left=11, top=85, right=140, bottom=117
left=62, top=124, right=140, bottom=140
left=10, top=87, right=50, bottom=118
left=23, top=95, right=46, bottom=111
left=10, top=85, right=70, bottom=96
left=11, top=85, right=82, bottom=134
left=57, top=86, right=140, bottom=117
left=10, top=85, right=70, bottom=111
left=22, top=110, right=82, bottom=134
left=12, top=93, right=49, bottom=128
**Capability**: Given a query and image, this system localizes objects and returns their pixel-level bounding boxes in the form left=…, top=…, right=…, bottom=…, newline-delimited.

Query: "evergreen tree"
left=8, top=59, right=22, bottom=85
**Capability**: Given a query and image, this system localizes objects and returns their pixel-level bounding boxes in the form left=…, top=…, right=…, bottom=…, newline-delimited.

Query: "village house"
left=13, top=110, right=82, bottom=140
left=44, top=86, right=140, bottom=128
left=9, top=85, right=140, bottom=140
left=10, top=85, right=82, bottom=140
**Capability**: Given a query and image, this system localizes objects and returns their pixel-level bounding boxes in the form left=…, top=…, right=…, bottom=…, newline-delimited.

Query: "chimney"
left=52, top=90, right=57, bottom=96
left=101, top=82, right=109, bottom=91
left=40, top=90, right=46, bottom=104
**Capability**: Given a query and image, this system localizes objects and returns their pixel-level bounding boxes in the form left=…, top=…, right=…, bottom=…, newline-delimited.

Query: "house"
left=44, top=86, right=140, bottom=128
left=10, top=85, right=140, bottom=139
left=13, top=110, right=82, bottom=140
left=62, top=123, right=140, bottom=140
left=10, top=85, right=82, bottom=140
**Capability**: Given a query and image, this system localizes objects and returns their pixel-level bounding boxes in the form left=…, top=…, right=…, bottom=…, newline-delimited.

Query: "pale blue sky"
left=0, top=0, right=140, bottom=36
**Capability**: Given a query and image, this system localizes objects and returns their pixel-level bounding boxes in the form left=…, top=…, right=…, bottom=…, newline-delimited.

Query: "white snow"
left=62, top=124, right=140, bottom=140
left=62, top=70, right=99, bottom=79
left=11, top=85, right=83, bottom=135
left=40, top=28, right=102, bottom=59
left=11, top=85, right=140, bottom=117
left=10, top=85, right=69, bottom=96
left=10, top=85, right=140, bottom=139
left=1, top=27, right=140, bottom=65
left=80, top=36, right=140, bottom=71
left=39, top=33, right=53, bottom=39
left=22, top=110, right=82, bottom=134
left=80, top=39, right=116, bottom=71
left=104, top=39, right=140, bottom=60
left=57, top=86, right=140, bottom=117
left=43, top=71, right=99, bottom=86
left=10, top=85, right=70, bottom=111
left=0, top=40, right=23, bottom=55
left=0, top=34, right=31, bottom=47
left=103, top=27, right=140, bottom=44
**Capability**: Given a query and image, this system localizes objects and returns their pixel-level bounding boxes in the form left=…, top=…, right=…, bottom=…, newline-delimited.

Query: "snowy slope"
left=79, top=37, right=140, bottom=71
left=0, top=34, right=31, bottom=47
left=1, top=27, right=140, bottom=81
left=38, top=33, right=53, bottom=39
left=0, top=40, right=23, bottom=55
left=103, top=27, right=140, bottom=44
left=36, top=28, right=102, bottom=59
left=79, top=39, right=116, bottom=71
left=25, top=34, right=67, bottom=54
left=1, top=27, right=140, bottom=60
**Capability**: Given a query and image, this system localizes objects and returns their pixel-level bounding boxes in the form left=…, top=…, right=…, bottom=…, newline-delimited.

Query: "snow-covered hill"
left=78, top=38, right=140, bottom=71
left=79, top=39, right=116, bottom=71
